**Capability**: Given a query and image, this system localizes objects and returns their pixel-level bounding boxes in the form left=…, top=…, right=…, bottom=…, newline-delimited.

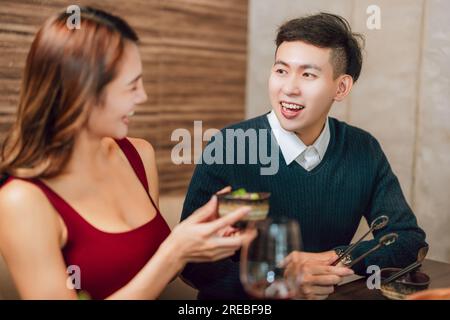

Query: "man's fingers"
left=310, top=265, right=354, bottom=277
left=325, top=251, right=339, bottom=263
left=281, top=252, right=296, bottom=266
left=309, top=285, right=335, bottom=296
left=307, top=274, right=342, bottom=286
left=282, top=251, right=336, bottom=267
left=312, top=294, right=331, bottom=300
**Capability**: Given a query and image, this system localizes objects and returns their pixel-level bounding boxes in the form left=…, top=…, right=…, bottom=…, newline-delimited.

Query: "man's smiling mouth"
left=279, top=101, right=305, bottom=120
left=280, top=101, right=305, bottom=110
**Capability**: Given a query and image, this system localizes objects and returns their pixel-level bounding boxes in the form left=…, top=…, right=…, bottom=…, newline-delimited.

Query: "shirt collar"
left=267, top=110, right=330, bottom=165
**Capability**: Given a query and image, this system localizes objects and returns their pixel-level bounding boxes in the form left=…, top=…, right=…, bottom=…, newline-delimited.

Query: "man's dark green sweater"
left=180, top=114, right=427, bottom=299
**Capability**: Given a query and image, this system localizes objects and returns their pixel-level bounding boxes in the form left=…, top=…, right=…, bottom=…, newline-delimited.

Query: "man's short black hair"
left=275, top=12, right=365, bottom=82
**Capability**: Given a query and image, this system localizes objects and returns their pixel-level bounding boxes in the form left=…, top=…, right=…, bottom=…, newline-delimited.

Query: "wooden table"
left=328, top=259, right=450, bottom=300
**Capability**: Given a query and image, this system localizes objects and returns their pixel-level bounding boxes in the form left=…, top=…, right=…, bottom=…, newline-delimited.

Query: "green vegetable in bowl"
left=231, top=188, right=260, bottom=200
left=231, top=188, right=247, bottom=196
left=250, top=193, right=259, bottom=200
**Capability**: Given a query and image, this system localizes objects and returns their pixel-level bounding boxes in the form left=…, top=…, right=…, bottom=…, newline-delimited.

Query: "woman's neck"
left=63, top=130, right=114, bottom=177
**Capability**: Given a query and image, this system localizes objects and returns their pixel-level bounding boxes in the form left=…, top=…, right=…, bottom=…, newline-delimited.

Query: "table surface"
left=328, top=259, right=450, bottom=300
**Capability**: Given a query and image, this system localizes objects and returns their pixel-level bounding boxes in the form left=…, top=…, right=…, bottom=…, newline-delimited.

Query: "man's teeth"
left=281, top=102, right=305, bottom=110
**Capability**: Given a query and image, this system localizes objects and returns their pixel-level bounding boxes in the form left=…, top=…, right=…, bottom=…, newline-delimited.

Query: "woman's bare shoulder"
left=0, top=179, right=59, bottom=228
left=0, top=179, right=45, bottom=206
left=126, top=137, right=155, bottom=162
left=0, top=179, right=73, bottom=299
left=125, top=137, right=159, bottom=202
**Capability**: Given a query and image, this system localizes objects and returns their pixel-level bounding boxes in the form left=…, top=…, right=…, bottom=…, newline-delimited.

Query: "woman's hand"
left=164, top=195, right=254, bottom=266
left=214, top=186, right=240, bottom=237
left=283, top=251, right=355, bottom=300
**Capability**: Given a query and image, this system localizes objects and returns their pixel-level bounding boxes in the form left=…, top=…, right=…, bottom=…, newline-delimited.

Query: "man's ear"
left=334, top=74, right=353, bottom=102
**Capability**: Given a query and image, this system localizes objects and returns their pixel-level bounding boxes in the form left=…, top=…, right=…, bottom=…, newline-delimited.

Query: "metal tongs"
left=382, top=246, right=429, bottom=284
left=331, top=215, right=394, bottom=267
left=346, top=233, right=398, bottom=268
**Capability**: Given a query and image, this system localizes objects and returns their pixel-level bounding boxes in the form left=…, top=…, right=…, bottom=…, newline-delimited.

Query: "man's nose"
left=282, top=75, right=301, bottom=96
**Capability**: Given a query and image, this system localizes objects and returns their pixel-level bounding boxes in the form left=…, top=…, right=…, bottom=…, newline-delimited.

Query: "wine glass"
left=240, top=217, right=302, bottom=299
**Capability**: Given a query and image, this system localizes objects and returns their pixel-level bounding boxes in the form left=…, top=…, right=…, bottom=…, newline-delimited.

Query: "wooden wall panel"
left=0, top=0, right=248, bottom=194
left=157, top=0, right=247, bottom=193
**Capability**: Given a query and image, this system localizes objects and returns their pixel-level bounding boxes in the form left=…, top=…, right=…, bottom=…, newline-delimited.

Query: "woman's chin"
left=111, top=128, right=129, bottom=140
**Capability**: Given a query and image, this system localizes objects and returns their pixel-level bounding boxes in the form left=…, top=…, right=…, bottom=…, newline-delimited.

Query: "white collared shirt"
left=267, top=111, right=330, bottom=171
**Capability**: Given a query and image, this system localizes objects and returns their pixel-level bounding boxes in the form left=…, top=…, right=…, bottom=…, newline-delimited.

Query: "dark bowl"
left=380, top=268, right=430, bottom=300
left=217, top=192, right=270, bottom=222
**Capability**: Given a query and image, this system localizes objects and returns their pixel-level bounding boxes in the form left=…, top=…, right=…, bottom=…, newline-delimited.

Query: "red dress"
left=4, top=138, right=171, bottom=299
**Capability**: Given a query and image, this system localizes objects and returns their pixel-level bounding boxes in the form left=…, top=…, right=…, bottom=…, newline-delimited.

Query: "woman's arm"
left=107, top=196, right=252, bottom=299
left=0, top=180, right=78, bottom=299
left=0, top=180, right=251, bottom=300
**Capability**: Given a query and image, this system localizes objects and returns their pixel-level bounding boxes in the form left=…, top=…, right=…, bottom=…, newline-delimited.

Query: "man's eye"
left=276, top=69, right=287, bottom=74
left=303, top=72, right=316, bottom=78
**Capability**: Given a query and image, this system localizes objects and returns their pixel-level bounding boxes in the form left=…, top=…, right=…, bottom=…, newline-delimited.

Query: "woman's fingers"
left=186, top=196, right=218, bottom=224
left=216, top=226, right=237, bottom=237
left=239, top=228, right=258, bottom=244
left=216, top=186, right=232, bottom=195
left=207, top=206, right=251, bottom=235
left=209, top=235, right=246, bottom=249
left=188, top=245, right=239, bottom=262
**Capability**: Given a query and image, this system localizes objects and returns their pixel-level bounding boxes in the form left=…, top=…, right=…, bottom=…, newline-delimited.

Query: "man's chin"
left=279, top=120, right=304, bottom=134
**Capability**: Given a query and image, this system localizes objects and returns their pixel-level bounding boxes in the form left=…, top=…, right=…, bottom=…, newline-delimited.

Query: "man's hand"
left=283, top=250, right=355, bottom=300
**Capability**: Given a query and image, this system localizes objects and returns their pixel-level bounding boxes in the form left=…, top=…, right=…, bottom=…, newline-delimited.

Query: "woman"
left=0, top=7, right=252, bottom=300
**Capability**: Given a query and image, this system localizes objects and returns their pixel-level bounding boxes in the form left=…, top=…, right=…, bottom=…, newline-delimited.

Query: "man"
left=180, top=13, right=427, bottom=300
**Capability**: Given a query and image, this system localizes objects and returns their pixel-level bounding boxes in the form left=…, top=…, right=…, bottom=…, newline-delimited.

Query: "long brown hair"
left=0, top=7, right=138, bottom=181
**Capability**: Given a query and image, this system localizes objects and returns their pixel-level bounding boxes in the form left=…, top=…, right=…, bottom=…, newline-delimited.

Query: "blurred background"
left=0, top=0, right=449, bottom=299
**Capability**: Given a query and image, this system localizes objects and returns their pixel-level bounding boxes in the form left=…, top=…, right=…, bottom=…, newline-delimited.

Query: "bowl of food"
left=380, top=268, right=430, bottom=300
left=217, top=188, right=270, bottom=224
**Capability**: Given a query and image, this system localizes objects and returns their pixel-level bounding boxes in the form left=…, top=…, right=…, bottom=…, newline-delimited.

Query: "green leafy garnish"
left=231, top=188, right=260, bottom=200
left=231, top=188, right=247, bottom=196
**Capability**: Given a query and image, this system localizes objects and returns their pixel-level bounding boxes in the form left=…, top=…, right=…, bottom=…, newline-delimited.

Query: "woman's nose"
left=135, top=86, right=148, bottom=105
